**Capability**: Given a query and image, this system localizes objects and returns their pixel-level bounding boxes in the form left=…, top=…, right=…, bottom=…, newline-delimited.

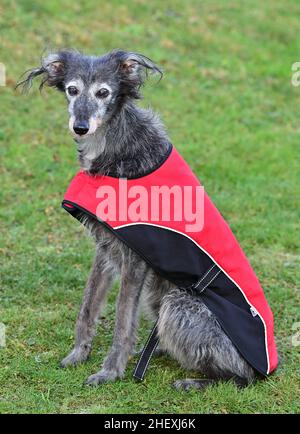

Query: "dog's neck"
left=76, top=102, right=170, bottom=178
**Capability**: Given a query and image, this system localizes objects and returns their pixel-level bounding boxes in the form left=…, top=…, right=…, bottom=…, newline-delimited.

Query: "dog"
left=18, top=49, right=261, bottom=390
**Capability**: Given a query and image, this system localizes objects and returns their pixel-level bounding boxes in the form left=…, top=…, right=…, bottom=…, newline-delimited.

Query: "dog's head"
left=17, top=49, right=162, bottom=139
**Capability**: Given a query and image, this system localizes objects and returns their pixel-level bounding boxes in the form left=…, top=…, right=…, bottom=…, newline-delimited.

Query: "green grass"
left=0, top=0, right=299, bottom=414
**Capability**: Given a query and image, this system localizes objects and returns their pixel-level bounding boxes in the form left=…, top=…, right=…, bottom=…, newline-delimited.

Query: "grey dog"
left=19, top=49, right=255, bottom=390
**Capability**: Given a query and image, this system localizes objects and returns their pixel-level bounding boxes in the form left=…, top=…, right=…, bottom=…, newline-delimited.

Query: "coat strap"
left=192, top=264, right=221, bottom=293
left=133, top=265, right=221, bottom=381
left=133, top=320, right=159, bottom=381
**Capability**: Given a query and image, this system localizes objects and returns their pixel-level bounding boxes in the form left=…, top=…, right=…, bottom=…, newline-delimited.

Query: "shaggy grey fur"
left=18, top=49, right=255, bottom=390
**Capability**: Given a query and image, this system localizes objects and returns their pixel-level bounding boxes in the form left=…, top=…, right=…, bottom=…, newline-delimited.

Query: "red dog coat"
left=62, top=144, right=278, bottom=376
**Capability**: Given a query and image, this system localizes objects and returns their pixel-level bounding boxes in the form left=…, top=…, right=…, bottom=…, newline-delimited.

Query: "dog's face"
left=19, top=50, right=161, bottom=140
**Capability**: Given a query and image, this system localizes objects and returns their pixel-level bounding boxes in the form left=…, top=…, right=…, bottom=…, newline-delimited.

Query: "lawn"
left=0, top=0, right=299, bottom=414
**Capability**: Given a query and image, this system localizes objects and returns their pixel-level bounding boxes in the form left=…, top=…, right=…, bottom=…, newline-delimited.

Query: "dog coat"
left=62, top=144, right=278, bottom=378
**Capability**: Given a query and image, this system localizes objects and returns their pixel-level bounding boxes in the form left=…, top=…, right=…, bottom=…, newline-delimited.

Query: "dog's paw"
left=172, top=378, right=216, bottom=391
left=60, top=346, right=90, bottom=368
left=172, top=379, right=192, bottom=391
left=84, top=369, right=117, bottom=386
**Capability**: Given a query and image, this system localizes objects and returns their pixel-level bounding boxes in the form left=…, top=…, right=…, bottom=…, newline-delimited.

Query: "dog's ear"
left=16, top=51, right=71, bottom=93
left=114, top=50, right=162, bottom=98
left=120, top=52, right=162, bottom=79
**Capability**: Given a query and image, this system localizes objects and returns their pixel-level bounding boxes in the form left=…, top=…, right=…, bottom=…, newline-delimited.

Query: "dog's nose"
left=73, top=122, right=89, bottom=136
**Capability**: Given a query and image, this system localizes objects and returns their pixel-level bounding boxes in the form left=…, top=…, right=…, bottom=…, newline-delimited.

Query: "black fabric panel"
left=62, top=202, right=78, bottom=215
left=201, top=288, right=268, bottom=375
left=116, top=224, right=268, bottom=374
left=116, top=224, right=214, bottom=288
left=116, top=224, right=252, bottom=312
left=208, top=270, right=251, bottom=312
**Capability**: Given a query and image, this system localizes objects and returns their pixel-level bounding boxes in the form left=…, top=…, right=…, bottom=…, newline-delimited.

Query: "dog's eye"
left=95, top=88, right=110, bottom=98
left=67, top=86, right=78, bottom=96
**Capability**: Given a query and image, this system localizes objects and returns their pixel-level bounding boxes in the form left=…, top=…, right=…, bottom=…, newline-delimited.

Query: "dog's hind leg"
left=60, top=245, right=114, bottom=368
left=157, top=288, right=255, bottom=391
left=173, top=376, right=249, bottom=391
left=85, top=253, right=148, bottom=386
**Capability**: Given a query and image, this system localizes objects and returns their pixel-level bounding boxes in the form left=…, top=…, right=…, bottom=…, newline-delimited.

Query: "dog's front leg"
left=85, top=259, right=147, bottom=386
left=60, top=246, right=114, bottom=368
